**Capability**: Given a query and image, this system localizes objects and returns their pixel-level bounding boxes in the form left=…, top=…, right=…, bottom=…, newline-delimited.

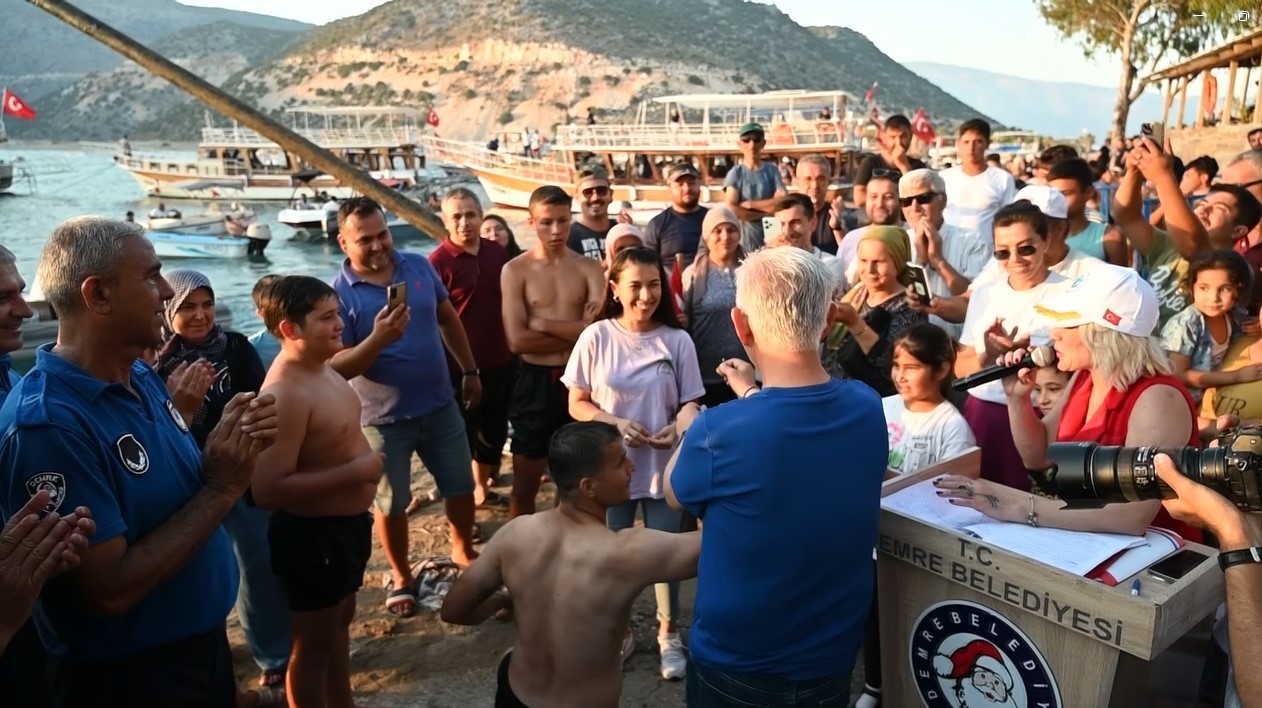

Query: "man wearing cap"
left=794, top=155, right=846, bottom=255
left=724, top=122, right=787, bottom=252
left=568, top=167, right=614, bottom=262
left=643, top=163, right=707, bottom=271
left=898, top=168, right=990, bottom=340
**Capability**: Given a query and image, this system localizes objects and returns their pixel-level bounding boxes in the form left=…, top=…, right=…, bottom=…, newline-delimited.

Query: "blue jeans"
left=223, top=498, right=291, bottom=672
left=686, top=659, right=854, bottom=708
left=607, top=497, right=682, bottom=624
left=364, top=399, right=475, bottom=516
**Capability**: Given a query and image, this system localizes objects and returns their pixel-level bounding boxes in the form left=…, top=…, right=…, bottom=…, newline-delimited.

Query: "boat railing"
left=551, top=121, right=860, bottom=152
left=419, top=136, right=574, bottom=183
left=200, top=126, right=423, bottom=150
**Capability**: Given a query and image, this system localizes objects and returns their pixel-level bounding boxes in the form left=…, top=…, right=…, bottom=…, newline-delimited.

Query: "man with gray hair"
left=899, top=168, right=991, bottom=339
left=665, top=247, right=886, bottom=706
left=793, top=154, right=846, bottom=255
left=0, top=216, right=278, bottom=705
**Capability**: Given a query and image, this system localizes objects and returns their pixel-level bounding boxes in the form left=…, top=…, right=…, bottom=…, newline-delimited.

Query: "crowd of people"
left=0, top=114, right=1261, bottom=708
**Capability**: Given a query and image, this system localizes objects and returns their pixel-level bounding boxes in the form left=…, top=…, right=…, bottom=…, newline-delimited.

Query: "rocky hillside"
left=10, top=21, right=304, bottom=141
left=0, top=0, right=311, bottom=102
left=219, top=0, right=994, bottom=141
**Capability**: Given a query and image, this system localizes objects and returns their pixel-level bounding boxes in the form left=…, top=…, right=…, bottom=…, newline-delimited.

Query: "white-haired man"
left=793, top=155, right=846, bottom=255
left=665, top=247, right=886, bottom=706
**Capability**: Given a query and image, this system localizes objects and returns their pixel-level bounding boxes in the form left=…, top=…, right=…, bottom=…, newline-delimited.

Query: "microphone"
left=951, top=345, right=1057, bottom=392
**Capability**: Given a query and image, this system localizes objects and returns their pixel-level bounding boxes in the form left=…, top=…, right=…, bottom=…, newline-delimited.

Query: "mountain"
left=0, top=0, right=311, bottom=103
left=155, top=0, right=995, bottom=144
left=905, top=62, right=1201, bottom=141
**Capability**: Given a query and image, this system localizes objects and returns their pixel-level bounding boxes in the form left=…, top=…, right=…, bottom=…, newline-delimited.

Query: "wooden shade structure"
left=1145, top=27, right=1262, bottom=131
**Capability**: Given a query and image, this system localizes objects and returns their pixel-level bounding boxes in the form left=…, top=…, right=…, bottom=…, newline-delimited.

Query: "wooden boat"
left=115, top=107, right=447, bottom=201
left=421, top=90, right=866, bottom=210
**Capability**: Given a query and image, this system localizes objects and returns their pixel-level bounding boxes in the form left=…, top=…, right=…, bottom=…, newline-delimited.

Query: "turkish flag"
left=911, top=108, right=936, bottom=143
left=427, top=108, right=439, bottom=127
left=2, top=89, right=37, bottom=120
left=863, top=82, right=878, bottom=104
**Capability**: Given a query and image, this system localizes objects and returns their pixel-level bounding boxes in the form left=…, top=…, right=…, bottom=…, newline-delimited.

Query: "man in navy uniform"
left=0, top=217, right=277, bottom=706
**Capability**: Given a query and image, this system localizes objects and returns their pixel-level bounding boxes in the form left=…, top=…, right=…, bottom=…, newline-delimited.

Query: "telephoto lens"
left=1035, top=427, right=1262, bottom=511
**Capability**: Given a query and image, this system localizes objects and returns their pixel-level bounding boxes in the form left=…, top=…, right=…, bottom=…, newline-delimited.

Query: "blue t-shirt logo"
left=164, top=399, right=189, bottom=434
left=25, top=471, right=66, bottom=514
left=115, top=433, right=150, bottom=475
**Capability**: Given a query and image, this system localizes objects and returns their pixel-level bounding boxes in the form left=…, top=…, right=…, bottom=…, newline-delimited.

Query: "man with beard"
left=1248, top=128, right=1261, bottom=151
left=567, top=167, right=614, bottom=262
left=724, top=122, right=787, bottom=252
left=839, top=172, right=904, bottom=287
left=794, top=154, right=847, bottom=255
left=941, top=119, right=1017, bottom=243
left=643, top=163, right=707, bottom=270
left=1221, top=149, right=1262, bottom=314
left=852, top=115, right=926, bottom=208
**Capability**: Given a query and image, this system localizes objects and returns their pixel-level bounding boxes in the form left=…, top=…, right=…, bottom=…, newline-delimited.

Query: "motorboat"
left=146, top=230, right=251, bottom=259
left=146, top=203, right=257, bottom=235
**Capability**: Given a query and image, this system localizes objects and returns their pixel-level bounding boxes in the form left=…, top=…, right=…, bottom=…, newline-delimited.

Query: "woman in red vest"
left=938, top=264, right=1201, bottom=540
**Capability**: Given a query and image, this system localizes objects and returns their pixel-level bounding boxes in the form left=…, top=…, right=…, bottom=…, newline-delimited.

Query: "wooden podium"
left=877, top=450, right=1224, bottom=708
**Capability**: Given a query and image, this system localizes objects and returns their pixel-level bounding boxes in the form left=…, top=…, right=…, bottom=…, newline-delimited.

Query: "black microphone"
left=951, top=345, right=1057, bottom=392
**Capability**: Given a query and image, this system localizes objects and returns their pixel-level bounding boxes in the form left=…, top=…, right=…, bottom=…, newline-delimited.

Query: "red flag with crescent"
left=2, top=89, right=37, bottom=120
left=427, top=108, right=440, bottom=127
left=912, top=108, right=936, bottom=143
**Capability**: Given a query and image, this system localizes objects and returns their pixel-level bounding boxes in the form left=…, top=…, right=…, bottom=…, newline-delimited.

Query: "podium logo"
left=909, top=600, right=1061, bottom=708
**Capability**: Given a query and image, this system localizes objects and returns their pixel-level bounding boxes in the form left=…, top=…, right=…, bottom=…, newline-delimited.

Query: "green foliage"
left=498, top=110, right=514, bottom=124
left=687, top=74, right=704, bottom=85
left=552, top=62, right=564, bottom=71
left=553, top=101, right=569, bottom=111
left=456, top=60, right=470, bottom=71
left=463, top=88, right=478, bottom=99
left=638, top=66, right=653, bottom=75
left=604, top=74, right=621, bottom=86
left=578, top=76, right=592, bottom=87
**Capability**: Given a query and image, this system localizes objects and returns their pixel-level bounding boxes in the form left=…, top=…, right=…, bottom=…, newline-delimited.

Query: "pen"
left=1130, top=579, right=1141, bottom=597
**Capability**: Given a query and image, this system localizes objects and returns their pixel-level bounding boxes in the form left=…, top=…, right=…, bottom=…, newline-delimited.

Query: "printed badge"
left=25, top=472, right=66, bottom=514
left=115, top=433, right=150, bottom=475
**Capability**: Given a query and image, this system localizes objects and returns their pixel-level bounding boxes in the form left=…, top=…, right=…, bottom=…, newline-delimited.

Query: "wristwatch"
left=1218, top=546, right=1262, bottom=572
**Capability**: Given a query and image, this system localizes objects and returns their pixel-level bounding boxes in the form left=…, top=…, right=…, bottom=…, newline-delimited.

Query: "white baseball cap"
left=1034, top=264, right=1160, bottom=336
left=1014, top=184, right=1069, bottom=220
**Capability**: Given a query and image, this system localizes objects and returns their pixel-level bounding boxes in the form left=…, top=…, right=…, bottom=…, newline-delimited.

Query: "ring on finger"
left=962, top=482, right=974, bottom=499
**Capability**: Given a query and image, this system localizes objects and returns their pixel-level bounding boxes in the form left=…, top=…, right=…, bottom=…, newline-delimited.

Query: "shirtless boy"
left=441, top=422, right=700, bottom=708
left=501, top=186, right=606, bottom=516
left=252, top=275, right=384, bottom=708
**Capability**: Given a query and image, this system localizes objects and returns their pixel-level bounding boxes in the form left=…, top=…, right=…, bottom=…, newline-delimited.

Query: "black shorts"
left=508, top=363, right=572, bottom=459
left=452, top=361, right=516, bottom=465
left=496, top=650, right=532, bottom=708
left=269, top=511, right=372, bottom=613
left=47, top=626, right=235, bottom=708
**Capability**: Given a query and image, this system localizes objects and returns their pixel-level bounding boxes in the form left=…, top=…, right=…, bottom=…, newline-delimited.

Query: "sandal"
left=384, top=579, right=419, bottom=618
left=478, top=490, right=510, bottom=509
left=258, top=670, right=285, bottom=689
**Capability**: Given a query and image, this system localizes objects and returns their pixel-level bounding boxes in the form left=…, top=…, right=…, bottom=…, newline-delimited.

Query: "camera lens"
left=1039, top=443, right=1227, bottom=507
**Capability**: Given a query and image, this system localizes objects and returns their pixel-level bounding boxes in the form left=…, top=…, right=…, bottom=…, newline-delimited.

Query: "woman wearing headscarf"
left=681, top=205, right=747, bottom=407
left=822, top=225, right=927, bottom=396
left=154, top=269, right=291, bottom=699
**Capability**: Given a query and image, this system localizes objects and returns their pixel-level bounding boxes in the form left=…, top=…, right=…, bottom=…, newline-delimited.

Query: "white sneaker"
left=658, top=633, right=687, bottom=680
left=620, top=628, right=635, bottom=665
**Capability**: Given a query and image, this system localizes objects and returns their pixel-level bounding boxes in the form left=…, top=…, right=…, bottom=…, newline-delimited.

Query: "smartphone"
left=762, top=216, right=783, bottom=245
left=1148, top=548, right=1209, bottom=583
left=387, top=282, right=407, bottom=312
left=1141, top=121, right=1165, bottom=152
left=906, top=263, right=932, bottom=301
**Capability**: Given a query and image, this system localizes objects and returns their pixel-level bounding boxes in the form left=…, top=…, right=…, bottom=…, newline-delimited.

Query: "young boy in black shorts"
left=253, top=276, right=385, bottom=707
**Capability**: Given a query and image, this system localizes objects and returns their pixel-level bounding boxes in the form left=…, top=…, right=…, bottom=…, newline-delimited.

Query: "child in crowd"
left=860, top=323, right=976, bottom=708
left=1031, top=366, right=1071, bottom=416
left=1161, top=250, right=1258, bottom=411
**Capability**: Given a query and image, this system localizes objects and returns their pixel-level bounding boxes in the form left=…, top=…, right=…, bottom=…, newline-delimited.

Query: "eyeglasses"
left=740, top=135, right=766, bottom=144
left=1226, top=178, right=1262, bottom=190
left=993, top=244, right=1039, bottom=260
left=581, top=185, right=611, bottom=198
left=900, top=192, right=937, bottom=208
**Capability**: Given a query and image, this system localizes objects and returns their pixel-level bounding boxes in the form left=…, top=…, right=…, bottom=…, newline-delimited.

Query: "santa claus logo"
left=909, top=601, right=1061, bottom=708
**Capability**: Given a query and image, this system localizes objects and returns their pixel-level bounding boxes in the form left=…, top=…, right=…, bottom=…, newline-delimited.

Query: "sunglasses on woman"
left=899, top=192, right=936, bottom=208
left=993, top=244, right=1039, bottom=260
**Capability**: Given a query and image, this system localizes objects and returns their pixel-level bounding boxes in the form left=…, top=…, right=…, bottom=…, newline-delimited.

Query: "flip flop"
left=384, top=580, right=419, bottom=618
left=478, top=491, right=510, bottom=509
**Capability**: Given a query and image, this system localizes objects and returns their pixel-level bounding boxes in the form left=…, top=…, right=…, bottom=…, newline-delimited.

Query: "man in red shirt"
left=431, top=188, right=515, bottom=508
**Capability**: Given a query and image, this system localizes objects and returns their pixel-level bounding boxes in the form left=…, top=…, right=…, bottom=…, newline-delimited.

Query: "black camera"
left=1033, top=427, right=1262, bottom=511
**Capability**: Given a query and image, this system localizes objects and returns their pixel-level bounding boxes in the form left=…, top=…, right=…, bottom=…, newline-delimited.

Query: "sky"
left=178, top=0, right=1131, bottom=87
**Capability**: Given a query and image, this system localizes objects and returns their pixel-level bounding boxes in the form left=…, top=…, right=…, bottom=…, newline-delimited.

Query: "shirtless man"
left=441, top=422, right=700, bottom=708
left=501, top=186, right=606, bottom=516
left=253, top=275, right=384, bottom=708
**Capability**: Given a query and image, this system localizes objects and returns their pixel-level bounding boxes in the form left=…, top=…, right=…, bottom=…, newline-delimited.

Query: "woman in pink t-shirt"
left=563, top=247, right=705, bottom=680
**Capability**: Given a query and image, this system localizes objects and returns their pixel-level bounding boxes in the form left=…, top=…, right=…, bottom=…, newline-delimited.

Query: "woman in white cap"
left=939, top=263, right=1201, bottom=541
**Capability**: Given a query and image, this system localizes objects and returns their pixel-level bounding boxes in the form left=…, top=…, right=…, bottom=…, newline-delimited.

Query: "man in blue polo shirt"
left=0, top=217, right=277, bottom=706
left=665, top=247, right=885, bottom=707
left=331, top=197, right=482, bottom=618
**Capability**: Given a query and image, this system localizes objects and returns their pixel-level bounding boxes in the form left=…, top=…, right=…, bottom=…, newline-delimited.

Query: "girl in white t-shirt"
left=859, top=323, right=977, bottom=708
left=562, top=246, right=705, bottom=679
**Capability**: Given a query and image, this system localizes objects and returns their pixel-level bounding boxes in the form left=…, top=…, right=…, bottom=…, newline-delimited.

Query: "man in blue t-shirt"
left=724, top=122, right=787, bottom=252
left=666, top=247, right=887, bottom=705
left=643, top=162, right=707, bottom=271
left=331, top=198, right=483, bottom=617
left=0, top=218, right=276, bottom=706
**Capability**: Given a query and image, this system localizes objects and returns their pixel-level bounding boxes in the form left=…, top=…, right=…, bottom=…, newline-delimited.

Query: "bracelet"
left=1218, top=546, right=1262, bottom=572
left=740, top=385, right=760, bottom=399
left=462, top=369, right=480, bottom=377
left=1026, top=495, right=1039, bottom=527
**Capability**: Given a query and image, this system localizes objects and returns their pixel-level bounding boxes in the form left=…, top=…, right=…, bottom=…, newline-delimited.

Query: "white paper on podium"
left=882, top=480, right=1146, bottom=576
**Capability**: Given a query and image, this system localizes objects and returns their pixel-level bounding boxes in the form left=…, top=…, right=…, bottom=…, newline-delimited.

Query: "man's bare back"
left=502, top=248, right=605, bottom=367
left=445, top=506, right=699, bottom=708
left=258, top=359, right=377, bottom=517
